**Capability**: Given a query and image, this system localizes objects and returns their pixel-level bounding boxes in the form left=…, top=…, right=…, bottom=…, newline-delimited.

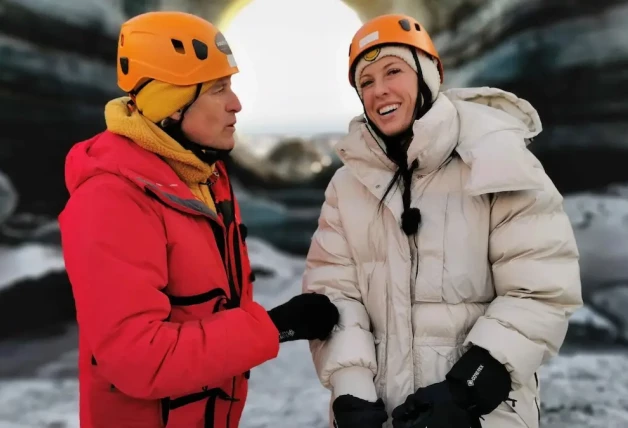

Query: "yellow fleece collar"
left=104, top=97, right=215, bottom=186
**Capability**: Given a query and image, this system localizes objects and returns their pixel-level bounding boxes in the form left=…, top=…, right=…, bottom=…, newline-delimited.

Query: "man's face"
left=179, top=76, right=242, bottom=150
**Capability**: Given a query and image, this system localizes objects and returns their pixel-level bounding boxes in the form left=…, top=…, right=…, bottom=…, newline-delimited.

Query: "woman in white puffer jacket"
left=302, top=13, right=583, bottom=428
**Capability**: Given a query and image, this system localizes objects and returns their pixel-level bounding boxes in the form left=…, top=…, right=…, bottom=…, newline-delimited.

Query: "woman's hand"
left=332, top=394, right=388, bottom=428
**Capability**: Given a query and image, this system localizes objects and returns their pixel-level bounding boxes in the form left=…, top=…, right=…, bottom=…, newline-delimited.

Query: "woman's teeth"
left=379, top=104, right=399, bottom=115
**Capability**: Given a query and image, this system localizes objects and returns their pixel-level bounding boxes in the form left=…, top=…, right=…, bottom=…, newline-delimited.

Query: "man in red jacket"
left=59, top=11, right=339, bottom=428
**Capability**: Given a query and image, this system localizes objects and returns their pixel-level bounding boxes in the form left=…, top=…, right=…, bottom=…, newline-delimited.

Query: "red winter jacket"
left=59, top=130, right=280, bottom=428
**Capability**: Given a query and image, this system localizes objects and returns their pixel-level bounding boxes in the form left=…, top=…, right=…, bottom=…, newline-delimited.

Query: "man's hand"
left=267, top=292, right=339, bottom=342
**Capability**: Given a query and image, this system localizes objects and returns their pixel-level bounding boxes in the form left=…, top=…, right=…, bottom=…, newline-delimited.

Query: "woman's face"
left=358, top=56, right=418, bottom=136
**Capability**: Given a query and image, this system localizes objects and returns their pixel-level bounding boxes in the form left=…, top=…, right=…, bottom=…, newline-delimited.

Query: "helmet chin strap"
left=159, top=83, right=232, bottom=166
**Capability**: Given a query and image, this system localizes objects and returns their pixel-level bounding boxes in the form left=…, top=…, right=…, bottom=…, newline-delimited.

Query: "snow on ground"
left=1, top=345, right=627, bottom=427
left=0, top=238, right=627, bottom=427
left=540, top=352, right=628, bottom=428
left=0, top=378, right=79, bottom=428
left=0, top=244, right=65, bottom=292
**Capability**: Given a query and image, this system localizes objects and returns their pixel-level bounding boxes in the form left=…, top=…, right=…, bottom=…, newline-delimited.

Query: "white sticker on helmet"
left=227, top=54, right=237, bottom=68
left=359, top=31, right=379, bottom=48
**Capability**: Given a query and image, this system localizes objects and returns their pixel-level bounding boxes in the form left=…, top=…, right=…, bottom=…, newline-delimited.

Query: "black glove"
left=391, top=346, right=512, bottom=428
left=332, top=394, right=388, bottom=428
left=391, top=382, right=479, bottom=428
left=267, top=292, right=339, bottom=342
left=393, top=401, right=476, bottom=428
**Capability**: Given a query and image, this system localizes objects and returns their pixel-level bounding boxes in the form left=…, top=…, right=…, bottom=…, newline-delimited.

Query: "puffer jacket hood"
left=339, top=87, right=547, bottom=198
left=345, top=86, right=542, bottom=161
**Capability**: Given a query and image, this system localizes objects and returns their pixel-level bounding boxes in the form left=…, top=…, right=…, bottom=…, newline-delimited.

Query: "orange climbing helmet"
left=348, top=14, right=443, bottom=87
left=117, top=11, right=238, bottom=93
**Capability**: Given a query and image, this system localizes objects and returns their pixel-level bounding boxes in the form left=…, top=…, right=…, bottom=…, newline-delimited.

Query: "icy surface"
left=540, top=352, right=628, bottom=428
left=7, top=0, right=125, bottom=36
left=0, top=379, right=79, bottom=428
left=1, top=347, right=627, bottom=427
left=0, top=237, right=627, bottom=427
left=0, top=244, right=65, bottom=291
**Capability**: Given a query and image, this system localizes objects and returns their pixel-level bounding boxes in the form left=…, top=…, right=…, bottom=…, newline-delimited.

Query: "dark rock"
left=0, top=171, right=17, bottom=225
left=0, top=0, right=123, bottom=58
left=588, top=282, right=628, bottom=344
left=0, top=270, right=75, bottom=340
left=0, top=214, right=61, bottom=246
left=227, top=134, right=342, bottom=192
left=562, top=188, right=628, bottom=345
left=438, top=0, right=628, bottom=194
left=0, top=1, right=125, bottom=217
left=233, top=181, right=323, bottom=254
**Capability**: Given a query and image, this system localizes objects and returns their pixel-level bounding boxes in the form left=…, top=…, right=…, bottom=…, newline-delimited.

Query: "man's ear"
left=160, top=109, right=183, bottom=128
left=168, top=109, right=183, bottom=121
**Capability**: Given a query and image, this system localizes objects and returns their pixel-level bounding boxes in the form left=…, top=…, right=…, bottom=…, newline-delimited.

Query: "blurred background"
left=0, top=0, right=627, bottom=426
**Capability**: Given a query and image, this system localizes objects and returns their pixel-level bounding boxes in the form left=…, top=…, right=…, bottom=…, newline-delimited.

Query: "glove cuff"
left=331, top=367, right=378, bottom=403
left=266, top=308, right=293, bottom=342
left=446, top=345, right=511, bottom=414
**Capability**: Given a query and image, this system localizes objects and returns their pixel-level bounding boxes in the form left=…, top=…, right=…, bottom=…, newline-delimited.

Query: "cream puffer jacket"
left=302, top=87, right=582, bottom=428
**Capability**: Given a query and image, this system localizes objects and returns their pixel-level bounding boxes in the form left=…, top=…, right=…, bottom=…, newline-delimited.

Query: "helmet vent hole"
left=415, top=23, right=421, bottom=31
left=119, top=57, right=129, bottom=75
left=192, top=39, right=209, bottom=60
left=171, top=39, right=186, bottom=54
left=398, top=19, right=411, bottom=31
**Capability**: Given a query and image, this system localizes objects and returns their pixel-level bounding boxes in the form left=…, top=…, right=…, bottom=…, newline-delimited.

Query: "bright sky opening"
left=224, top=0, right=364, bottom=136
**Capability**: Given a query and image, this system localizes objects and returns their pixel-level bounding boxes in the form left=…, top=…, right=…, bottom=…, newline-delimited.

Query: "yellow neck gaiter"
left=104, top=96, right=217, bottom=213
